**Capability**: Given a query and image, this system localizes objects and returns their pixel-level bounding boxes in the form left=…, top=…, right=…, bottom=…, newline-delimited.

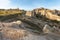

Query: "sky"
left=0, top=0, right=60, bottom=10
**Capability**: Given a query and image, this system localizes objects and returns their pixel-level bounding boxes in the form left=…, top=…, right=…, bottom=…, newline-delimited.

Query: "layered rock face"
left=0, top=21, right=60, bottom=40
left=0, top=8, right=60, bottom=40
left=32, top=8, right=60, bottom=21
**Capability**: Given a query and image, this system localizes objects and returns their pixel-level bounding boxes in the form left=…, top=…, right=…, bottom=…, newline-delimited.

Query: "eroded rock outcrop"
left=32, top=8, right=60, bottom=21
left=0, top=21, right=60, bottom=40
left=0, top=8, right=60, bottom=40
left=0, top=20, right=60, bottom=40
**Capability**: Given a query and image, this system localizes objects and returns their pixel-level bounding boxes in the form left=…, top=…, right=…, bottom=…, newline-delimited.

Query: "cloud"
left=0, top=0, right=17, bottom=9
left=49, top=6, right=60, bottom=10
left=0, top=0, right=19, bottom=9
left=0, top=0, right=11, bottom=9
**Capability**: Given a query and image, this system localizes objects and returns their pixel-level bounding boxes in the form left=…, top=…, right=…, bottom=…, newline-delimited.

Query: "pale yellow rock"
left=12, top=20, right=22, bottom=25
left=43, top=24, right=51, bottom=33
left=35, top=9, right=60, bottom=21
left=26, top=11, right=32, bottom=17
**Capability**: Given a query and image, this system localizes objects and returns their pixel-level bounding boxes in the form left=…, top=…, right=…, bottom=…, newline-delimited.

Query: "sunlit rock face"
left=45, top=10, right=60, bottom=21
left=26, top=11, right=33, bottom=17
left=32, top=8, right=60, bottom=21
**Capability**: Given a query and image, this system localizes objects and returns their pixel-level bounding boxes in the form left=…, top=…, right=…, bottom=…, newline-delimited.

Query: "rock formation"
left=32, top=8, right=60, bottom=21
left=0, top=8, right=60, bottom=40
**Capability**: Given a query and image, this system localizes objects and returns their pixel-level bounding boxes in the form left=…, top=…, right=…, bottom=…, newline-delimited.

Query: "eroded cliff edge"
left=0, top=8, right=60, bottom=40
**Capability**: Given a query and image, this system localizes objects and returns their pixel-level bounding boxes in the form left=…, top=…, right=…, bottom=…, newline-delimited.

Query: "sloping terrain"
left=0, top=21, right=60, bottom=40
left=0, top=8, right=60, bottom=40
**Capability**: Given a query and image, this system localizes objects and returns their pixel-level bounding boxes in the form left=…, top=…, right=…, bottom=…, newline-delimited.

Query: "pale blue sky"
left=0, top=0, right=60, bottom=10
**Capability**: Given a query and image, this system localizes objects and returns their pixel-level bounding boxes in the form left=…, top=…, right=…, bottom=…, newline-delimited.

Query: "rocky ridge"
left=0, top=8, right=60, bottom=40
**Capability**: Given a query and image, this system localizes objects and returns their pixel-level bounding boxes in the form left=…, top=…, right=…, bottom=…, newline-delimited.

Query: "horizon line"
left=0, top=7, right=60, bottom=11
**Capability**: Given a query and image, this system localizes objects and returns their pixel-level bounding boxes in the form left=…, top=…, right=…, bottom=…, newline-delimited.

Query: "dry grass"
left=0, top=9, right=25, bottom=16
left=2, top=28, right=28, bottom=40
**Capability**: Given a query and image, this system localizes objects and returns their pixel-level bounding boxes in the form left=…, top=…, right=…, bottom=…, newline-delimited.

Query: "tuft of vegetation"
left=0, top=8, right=26, bottom=16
